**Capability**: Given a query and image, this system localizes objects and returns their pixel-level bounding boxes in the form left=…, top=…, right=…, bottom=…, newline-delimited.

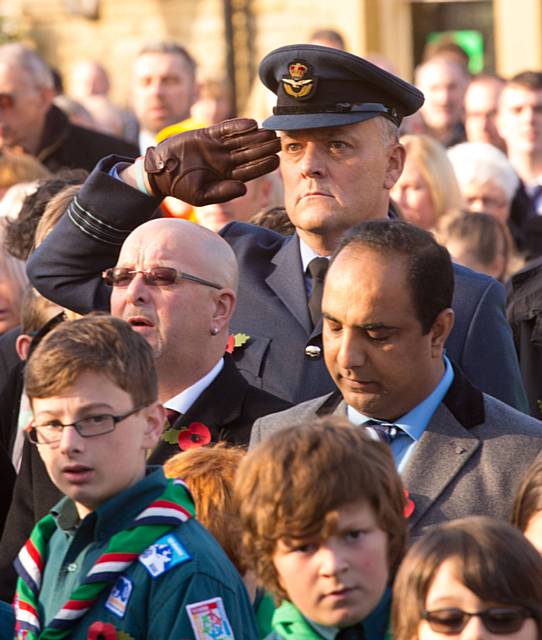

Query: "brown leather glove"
left=144, top=118, right=281, bottom=205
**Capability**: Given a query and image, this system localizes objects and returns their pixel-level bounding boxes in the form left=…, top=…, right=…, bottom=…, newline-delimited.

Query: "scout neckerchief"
left=14, top=478, right=195, bottom=640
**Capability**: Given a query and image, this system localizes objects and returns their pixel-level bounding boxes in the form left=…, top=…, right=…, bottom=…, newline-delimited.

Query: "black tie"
left=364, top=419, right=402, bottom=445
left=336, top=623, right=366, bottom=640
left=308, top=257, right=329, bottom=327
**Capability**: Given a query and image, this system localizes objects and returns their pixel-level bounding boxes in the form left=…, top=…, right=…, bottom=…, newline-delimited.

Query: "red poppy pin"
left=404, top=488, right=415, bottom=518
left=162, top=421, right=212, bottom=451
left=87, top=622, right=118, bottom=640
left=225, top=332, right=250, bottom=353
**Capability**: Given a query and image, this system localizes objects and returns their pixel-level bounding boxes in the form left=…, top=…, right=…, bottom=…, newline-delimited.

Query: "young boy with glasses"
left=12, top=314, right=257, bottom=640
left=234, top=417, right=409, bottom=640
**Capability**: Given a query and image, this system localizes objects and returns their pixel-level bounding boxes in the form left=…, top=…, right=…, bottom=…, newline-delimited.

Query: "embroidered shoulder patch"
left=186, top=597, right=234, bottom=639
left=105, top=576, right=133, bottom=618
left=138, top=533, right=192, bottom=578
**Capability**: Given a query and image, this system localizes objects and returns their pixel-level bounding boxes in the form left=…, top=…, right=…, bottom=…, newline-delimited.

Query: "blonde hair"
left=400, top=134, right=464, bottom=223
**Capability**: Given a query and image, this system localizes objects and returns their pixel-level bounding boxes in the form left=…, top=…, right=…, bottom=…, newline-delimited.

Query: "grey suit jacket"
left=250, top=370, right=542, bottom=538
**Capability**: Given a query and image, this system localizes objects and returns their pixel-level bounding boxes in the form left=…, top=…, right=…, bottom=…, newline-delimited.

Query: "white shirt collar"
left=138, top=129, right=157, bottom=154
left=163, top=358, right=224, bottom=414
left=298, top=236, right=330, bottom=273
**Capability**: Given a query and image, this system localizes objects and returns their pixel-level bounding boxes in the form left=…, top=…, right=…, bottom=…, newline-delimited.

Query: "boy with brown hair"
left=234, top=417, right=408, bottom=640
left=12, top=314, right=257, bottom=640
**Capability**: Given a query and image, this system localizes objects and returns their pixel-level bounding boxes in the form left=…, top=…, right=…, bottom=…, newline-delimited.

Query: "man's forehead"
left=327, top=245, right=408, bottom=289
left=133, top=52, right=192, bottom=77
left=502, top=85, right=542, bottom=106
left=0, top=62, right=33, bottom=89
left=117, top=231, right=184, bottom=265
left=280, top=121, right=372, bottom=139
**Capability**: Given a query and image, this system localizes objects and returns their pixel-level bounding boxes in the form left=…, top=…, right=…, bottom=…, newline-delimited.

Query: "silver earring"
left=210, top=327, right=219, bottom=335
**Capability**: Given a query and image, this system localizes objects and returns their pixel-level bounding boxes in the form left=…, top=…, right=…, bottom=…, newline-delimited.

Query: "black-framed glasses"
left=26, top=404, right=147, bottom=446
left=102, top=267, right=222, bottom=290
left=0, top=93, right=15, bottom=110
left=422, top=607, right=532, bottom=635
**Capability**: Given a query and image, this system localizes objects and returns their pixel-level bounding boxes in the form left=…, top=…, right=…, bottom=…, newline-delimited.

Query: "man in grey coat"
left=251, top=220, right=542, bottom=537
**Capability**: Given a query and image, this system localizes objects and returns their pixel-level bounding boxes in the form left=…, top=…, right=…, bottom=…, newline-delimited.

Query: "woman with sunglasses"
left=392, top=516, right=542, bottom=640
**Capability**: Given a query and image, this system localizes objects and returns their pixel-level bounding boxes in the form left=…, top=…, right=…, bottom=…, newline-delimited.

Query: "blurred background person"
left=250, top=207, right=295, bottom=236
left=448, top=141, right=518, bottom=223
left=191, top=77, right=233, bottom=126
left=391, top=133, right=463, bottom=230
left=0, top=43, right=137, bottom=171
left=53, top=94, right=96, bottom=130
left=194, top=171, right=281, bottom=233
left=0, top=150, right=50, bottom=202
left=307, top=27, right=346, bottom=50
left=413, top=55, right=470, bottom=147
left=436, top=210, right=522, bottom=282
left=512, top=458, right=542, bottom=555
left=0, top=222, right=27, bottom=336
left=131, top=41, right=198, bottom=152
left=393, top=517, right=542, bottom=640
left=69, top=59, right=110, bottom=98
left=497, top=72, right=542, bottom=216
left=447, top=140, right=532, bottom=255
left=464, top=73, right=506, bottom=151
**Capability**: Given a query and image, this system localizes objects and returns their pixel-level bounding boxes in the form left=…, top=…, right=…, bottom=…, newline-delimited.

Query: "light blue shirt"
left=347, top=356, right=454, bottom=472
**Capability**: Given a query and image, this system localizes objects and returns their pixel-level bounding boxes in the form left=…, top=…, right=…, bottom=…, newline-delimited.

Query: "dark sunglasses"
left=102, top=267, right=222, bottom=290
left=0, top=93, right=15, bottom=110
left=422, top=607, right=532, bottom=635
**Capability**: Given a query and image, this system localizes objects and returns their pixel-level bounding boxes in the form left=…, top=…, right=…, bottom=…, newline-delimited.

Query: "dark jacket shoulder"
left=37, top=105, right=138, bottom=173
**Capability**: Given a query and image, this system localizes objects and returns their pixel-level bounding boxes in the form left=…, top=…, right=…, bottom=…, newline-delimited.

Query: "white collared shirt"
left=163, top=358, right=224, bottom=415
left=138, top=129, right=157, bottom=154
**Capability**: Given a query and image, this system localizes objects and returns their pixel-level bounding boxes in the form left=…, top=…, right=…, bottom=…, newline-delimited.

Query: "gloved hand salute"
left=144, top=118, right=281, bottom=205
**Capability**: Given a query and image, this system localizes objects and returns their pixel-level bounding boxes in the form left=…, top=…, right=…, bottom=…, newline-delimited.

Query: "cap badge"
left=281, top=59, right=316, bottom=100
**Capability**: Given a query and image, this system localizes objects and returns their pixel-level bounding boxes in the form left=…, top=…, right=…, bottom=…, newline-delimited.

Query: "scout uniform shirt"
left=34, top=468, right=258, bottom=639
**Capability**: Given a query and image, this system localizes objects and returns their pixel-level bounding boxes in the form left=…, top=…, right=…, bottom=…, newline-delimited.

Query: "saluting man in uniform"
left=27, top=45, right=527, bottom=410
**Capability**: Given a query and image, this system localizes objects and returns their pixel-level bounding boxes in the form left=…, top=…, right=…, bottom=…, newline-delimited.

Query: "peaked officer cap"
left=259, top=43, right=424, bottom=130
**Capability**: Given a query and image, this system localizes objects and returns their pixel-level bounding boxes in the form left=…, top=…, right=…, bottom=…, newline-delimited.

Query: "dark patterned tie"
left=308, top=257, right=329, bottom=327
left=164, top=408, right=182, bottom=428
left=336, top=623, right=366, bottom=639
left=364, top=419, right=402, bottom=445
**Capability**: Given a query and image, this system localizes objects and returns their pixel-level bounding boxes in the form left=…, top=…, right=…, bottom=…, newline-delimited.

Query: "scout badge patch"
left=186, top=597, right=234, bottom=640
left=139, top=533, right=191, bottom=578
left=105, top=576, right=133, bottom=618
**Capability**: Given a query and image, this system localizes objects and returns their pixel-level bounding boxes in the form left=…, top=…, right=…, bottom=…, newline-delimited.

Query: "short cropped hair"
left=0, top=43, right=54, bottom=90
left=308, top=28, right=345, bottom=50
left=333, top=220, right=454, bottom=334
left=392, top=516, right=542, bottom=640
left=508, top=70, right=542, bottom=92
left=137, top=41, right=196, bottom=78
left=512, top=458, right=542, bottom=533
left=25, top=315, right=157, bottom=407
left=164, top=443, right=246, bottom=574
left=234, top=417, right=408, bottom=600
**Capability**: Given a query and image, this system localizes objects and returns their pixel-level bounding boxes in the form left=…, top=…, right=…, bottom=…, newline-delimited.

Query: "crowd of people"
left=0, top=26, right=540, bottom=640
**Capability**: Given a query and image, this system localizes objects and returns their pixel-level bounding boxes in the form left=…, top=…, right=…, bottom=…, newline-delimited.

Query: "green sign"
left=427, top=30, right=484, bottom=74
